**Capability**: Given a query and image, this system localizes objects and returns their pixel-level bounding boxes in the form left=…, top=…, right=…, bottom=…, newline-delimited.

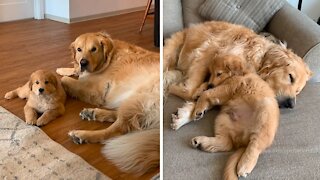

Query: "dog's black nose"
left=207, top=83, right=214, bottom=89
left=279, top=97, right=295, bottom=109
left=39, top=88, right=44, bottom=93
left=285, top=98, right=295, bottom=109
left=80, top=59, right=88, bottom=67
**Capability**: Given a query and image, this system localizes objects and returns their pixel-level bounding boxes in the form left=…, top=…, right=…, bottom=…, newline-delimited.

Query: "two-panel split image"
left=0, top=0, right=320, bottom=179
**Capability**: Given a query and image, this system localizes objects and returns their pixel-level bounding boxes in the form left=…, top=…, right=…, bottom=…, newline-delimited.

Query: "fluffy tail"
left=223, top=148, right=245, bottom=180
left=102, top=129, right=160, bottom=175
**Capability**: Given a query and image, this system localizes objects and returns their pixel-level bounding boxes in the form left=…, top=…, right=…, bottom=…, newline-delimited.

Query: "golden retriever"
left=4, top=70, right=66, bottom=126
left=164, top=21, right=312, bottom=108
left=173, top=55, right=279, bottom=179
left=56, top=32, right=159, bottom=175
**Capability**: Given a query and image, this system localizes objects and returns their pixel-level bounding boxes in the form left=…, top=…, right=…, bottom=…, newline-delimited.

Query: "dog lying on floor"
left=164, top=21, right=312, bottom=108
left=173, top=55, right=279, bottom=179
left=56, top=32, right=159, bottom=175
left=4, top=70, right=66, bottom=126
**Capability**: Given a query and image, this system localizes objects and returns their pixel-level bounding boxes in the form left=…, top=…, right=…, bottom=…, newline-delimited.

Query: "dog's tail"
left=223, top=148, right=246, bottom=180
left=163, top=30, right=185, bottom=71
left=102, top=128, right=160, bottom=175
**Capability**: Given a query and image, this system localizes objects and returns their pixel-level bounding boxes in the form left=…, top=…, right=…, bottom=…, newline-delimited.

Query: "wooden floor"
left=0, top=11, right=159, bottom=180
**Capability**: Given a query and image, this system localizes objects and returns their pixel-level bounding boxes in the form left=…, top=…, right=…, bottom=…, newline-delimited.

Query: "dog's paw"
left=56, top=68, right=76, bottom=76
left=4, top=91, right=15, bottom=100
left=79, top=108, right=95, bottom=121
left=193, top=108, right=205, bottom=120
left=68, top=130, right=86, bottom=144
left=25, top=119, right=37, bottom=126
left=237, top=157, right=256, bottom=178
left=170, top=112, right=181, bottom=130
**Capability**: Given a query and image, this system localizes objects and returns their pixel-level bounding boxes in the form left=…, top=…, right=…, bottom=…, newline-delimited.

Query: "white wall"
left=45, top=0, right=69, bottom=19
left=69, top=0, right=146, bottom=19
left=288, top=0, right=320, bottom=21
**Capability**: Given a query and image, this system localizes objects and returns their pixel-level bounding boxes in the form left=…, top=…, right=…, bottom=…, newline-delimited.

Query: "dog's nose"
left=284, top=98, right=295, bottom=109
left=279, top=97, right=295, bottom=109
left=80, top=59, right=89, bottom=67
left=39, top=88, right=44, bottom=93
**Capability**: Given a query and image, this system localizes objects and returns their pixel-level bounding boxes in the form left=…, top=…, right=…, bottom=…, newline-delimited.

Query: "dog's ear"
left=97, top=31, right=114, bottom=63
left=28, top=75, right=33, bottom=90
left=69, top=42, right=80, bottom=72
left=69, top=41, right=76, bottom=61
left=48, top=73, right=58, bottom=88
left=225, top=59, right=246, bottom=76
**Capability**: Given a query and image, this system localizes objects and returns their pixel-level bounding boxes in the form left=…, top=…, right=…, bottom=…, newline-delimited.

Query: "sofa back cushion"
left=198, top=0, right=285, bottom=32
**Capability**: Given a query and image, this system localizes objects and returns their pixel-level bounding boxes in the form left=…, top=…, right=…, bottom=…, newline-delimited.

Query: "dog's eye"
left=45, top=80, right=49, bottom=84
left=35, top=81, right=39, bottom=84
left=91, top=47, right=96, bottom=52
left=217, top=72, right=222, bottom=77
left=289, top=74, right=295, bottom=84
left=77, top=48, right=82, bottom=52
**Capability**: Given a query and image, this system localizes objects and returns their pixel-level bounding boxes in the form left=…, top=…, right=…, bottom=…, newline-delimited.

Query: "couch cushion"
left=164, top=82, right=320, bottom=179
left=198, top=0, right=285, bottom=32
left=181, top=0, right=205, bottom=27
left=163, top=0, right=184, bottom=39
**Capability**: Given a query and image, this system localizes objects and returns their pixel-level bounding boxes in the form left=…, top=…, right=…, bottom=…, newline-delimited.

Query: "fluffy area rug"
left=0, top=106, right=110, bottom=180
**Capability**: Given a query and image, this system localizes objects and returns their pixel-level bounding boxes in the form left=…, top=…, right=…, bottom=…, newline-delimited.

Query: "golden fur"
left=56, top=32, right=160, bottom=175
left=173, top=55, right=279, bottom=179
left=4, top=70, right=66, bottom=126
left=164, top=21, right=312, bottom=108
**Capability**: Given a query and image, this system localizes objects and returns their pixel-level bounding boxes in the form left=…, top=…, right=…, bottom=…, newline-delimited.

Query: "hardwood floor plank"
left=0, top=11, right=159, bottom=180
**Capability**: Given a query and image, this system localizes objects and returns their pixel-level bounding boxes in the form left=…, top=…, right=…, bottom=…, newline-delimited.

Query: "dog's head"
left=208, top=55, right=253, bottom=87
left=259, top=46, right=312, bottom=109
left=70, top=32, right=114, bottom=73
left=29, top=70, right=58, bottom=96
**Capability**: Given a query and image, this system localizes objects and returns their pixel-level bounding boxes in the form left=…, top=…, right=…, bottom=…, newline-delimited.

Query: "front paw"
left=4, top=91, right=15, bottom=100
left=56, top=68, right=76, bottom=76
left=79, top=108, right=95, bottom=121
left=68, top=130, right=86, bottom=144
left=193, top=108, right=206, bottom=120
left=170, top=112, right=182, bottom=130
left=26, top=119, right=37, bottom=126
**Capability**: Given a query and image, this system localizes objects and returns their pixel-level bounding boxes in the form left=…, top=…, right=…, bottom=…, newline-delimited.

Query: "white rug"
left=0, top=106, right=111, bottom=180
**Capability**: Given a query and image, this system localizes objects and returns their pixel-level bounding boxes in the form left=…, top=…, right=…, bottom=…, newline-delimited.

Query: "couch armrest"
left=163, top=0, right=184, bottom=39
left=266, top=3, right=320, bottom=58
left=266, top=3, right=320, bottom=82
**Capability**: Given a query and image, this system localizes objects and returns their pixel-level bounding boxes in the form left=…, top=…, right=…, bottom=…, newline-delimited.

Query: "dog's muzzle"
left=278, top=97, right=296, bottom=109
left=80, top=59, right=89, bottom=72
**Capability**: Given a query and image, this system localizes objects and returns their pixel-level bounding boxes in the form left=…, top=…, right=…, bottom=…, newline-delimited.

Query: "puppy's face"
left=208, top=55, right=250, bottom=87
left=70, top=32, right=114, bottom=73
left=29, top=70, right=58, bottom=96
left=259, top=48, right=312, bottom=108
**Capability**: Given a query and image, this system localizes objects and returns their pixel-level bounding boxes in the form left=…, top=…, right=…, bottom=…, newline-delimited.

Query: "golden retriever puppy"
left=56, top=32, right=159, bottom=175
left=4, top=70, right=66, bottom=126
left=164, top=21, right=312, bottom=108
left=174, top=55, right=279, bottom=179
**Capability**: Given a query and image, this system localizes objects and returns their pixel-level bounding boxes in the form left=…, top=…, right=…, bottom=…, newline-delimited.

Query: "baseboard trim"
left=70, top=6, right=145, bottom=23
left=45, top=6, right=145, bottom=24
left=45, top=14, right=70, bottom=23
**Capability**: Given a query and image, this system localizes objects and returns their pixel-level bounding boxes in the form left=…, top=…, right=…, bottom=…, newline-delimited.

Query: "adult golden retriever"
left=57, top=32, right=159, bottom=175
left=164, top=21, right=312, bottom=108
left=5, top=70, right=66, bottom=126
left=173, top=55, right=279, bottom=179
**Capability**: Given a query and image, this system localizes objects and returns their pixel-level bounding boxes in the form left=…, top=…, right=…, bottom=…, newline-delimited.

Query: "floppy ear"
left=69, top=42, right=80, bottom=72
left=225, top=60, right=245, bottom=76
left=28, top=75, right=33, bottom=90
left=48, top=73, right=58, bottom=88
left=97, top=32, right=114, bottom=63
left=69, top=42, right=76, bottom=61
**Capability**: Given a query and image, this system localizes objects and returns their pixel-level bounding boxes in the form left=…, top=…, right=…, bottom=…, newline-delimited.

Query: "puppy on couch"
left=5, top=70, right=66, bottom=126
left=172, top=55, right=279, bottom=179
